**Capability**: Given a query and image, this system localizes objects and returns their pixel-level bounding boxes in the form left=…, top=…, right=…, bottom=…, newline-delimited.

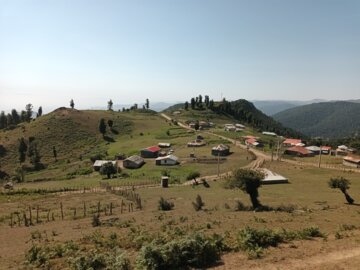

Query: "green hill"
left=166, top=99, right=302, bottom=138
left=273, top=101, right=360, bottom=138
left=0, top=108, right=133, bottom=175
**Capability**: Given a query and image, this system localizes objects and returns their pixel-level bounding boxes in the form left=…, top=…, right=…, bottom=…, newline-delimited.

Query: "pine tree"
left=99, top=118, right=107, bottom=137
left=107, top=99, right=113, bottom=111
left=11, top=109, right=20, bottom=124
left=70, top=99, right=75, bottom=109
left=145, top=98, right=150, bottom=109
left=25, top=104, right=33, bottom=122
left=184, top=101, right=189, bottom=110
left=18, top=138, right=28, bottom=163
left=37, top=106, right=42, bottom=117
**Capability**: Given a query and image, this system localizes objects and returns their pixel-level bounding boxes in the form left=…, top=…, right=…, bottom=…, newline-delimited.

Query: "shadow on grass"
left=110, top=128, right=119, bottom=135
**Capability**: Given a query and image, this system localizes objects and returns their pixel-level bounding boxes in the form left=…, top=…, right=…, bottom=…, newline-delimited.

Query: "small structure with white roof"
left=155, top=155, right=179, bottom=166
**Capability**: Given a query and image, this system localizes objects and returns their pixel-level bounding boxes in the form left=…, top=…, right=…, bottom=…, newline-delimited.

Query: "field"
left=1, top=109, right=360, bottom=269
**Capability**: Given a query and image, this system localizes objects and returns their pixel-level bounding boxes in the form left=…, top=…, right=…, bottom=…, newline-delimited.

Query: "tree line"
left=0, top=104, right=42, bottom=130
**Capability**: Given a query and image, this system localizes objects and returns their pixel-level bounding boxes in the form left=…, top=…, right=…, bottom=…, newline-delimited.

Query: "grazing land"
left=1, top=108, right=360, bottom=269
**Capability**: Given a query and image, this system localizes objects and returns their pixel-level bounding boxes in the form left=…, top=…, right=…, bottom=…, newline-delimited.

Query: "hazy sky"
left=1, top=0, right=359, bottom=111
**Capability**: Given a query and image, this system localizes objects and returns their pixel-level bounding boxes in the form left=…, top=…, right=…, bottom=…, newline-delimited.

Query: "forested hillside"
left=273, top=101, right=360, bottom=138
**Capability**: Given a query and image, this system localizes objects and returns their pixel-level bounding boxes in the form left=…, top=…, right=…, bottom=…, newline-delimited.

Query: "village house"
left=155, top=155, right=179, bottom=166
left=285, top=146, right=314, bottom=157
left=235, top=123, right=246, bottom=129
left=140, top=146, right=161, bottom=158
left=306, top=146, right=321, bottom=155
left=211, top=144, right=230, bottom=156
left=282, top=138, right=303, bottom=147
left=321, top=146, right=332, bottom=155
left=93, top=160, right=117, bottom=171
left=245, top=138, right=262, bottom=148
left=262, top=131, right=277, bottom=137
left=343, top=156, right=360, bottom=168
left=187, top=140, right=206, bottom=147
left=224, top=124, right=236, bottom=131
left=158, top=142, right=171, bottom=148
left=123, top=155, right=145, bottom=169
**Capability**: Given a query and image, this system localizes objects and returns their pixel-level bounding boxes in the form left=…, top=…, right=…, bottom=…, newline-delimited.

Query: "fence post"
left=10, top=213, right=13, bottom=227
left=60, top=202, right=64, bottom=220
left=29, top=206, right=33, bottom=226
left=83, top=202, right=86, bottom=217
left=110, top=202, right=113, bottom=215
left=97, top=201, right=101, bottom=216
left=36, top=206, right=40, bottom=224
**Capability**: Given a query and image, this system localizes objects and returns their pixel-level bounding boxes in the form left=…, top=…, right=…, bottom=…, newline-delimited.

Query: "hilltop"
left=273, top=101, right=360, bottom=138
left=165, top=98, right=302, bottom=138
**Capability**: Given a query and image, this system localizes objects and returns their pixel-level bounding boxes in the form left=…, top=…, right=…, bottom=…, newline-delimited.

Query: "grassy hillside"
left=165, top=99, right=302, bottom=138
left=0, top=108, right=133, bottom=175
left=273, top=101, right=360, bottom=138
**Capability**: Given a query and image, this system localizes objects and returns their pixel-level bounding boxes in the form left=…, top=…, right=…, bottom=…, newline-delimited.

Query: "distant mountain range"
left=251, top=100, right=326, bottom=116
left=273, top=101, right=360, bottom=138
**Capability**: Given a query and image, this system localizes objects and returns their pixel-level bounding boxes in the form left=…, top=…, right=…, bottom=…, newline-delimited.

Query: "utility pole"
left=318, top=146, right=322, bottom=168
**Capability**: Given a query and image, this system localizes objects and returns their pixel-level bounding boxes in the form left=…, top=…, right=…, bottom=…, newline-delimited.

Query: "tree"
left=20, top=110, right=27, bottom=122
left=204, top=95, right=210, bottom=107
left=184, top=101, right=189, bottom=110
left=190, top=98, right=196, bottom=109
left=198, top=95, right=203, bottom=105
left=70, top=99, right=75, bottom=109
left=37, top=106, right=42, bottom=117
left=226, top=169, right=265, bottom=209
left=108, top=119, right=114, bottom=129
left=145, top=98, right=150, bottom=109
left=108, top=99, right=113, bottom=111
left=18, top=138, right=28, bottom=163
left=27, top=138, right=41, bottom=168
left=194, top=121, right=200, bottom=131
left=99, top=162, right=117, bottom=179
left=11, top=109, right=20, bottom=124
left=52, top=146, right=57, bottom=161
left=0, top=111, right=6, bottom=129
left=192, top=195, right=205, bottom=211
left=328, top=177, right=354, bottom=204
left=25, top=104, right=33, bottom=122
left=99, top=118, right=107, bottom=137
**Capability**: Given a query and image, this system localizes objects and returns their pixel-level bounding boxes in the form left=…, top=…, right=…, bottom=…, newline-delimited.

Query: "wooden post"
left=47, top=210, right=50, bottom=222
left=16, top=212, right=21, bottom=226
left=23, top=212, right=29, bottom=227
left=83, top=202, right=86, bottom=217
left=104, top=206, right=108, bottom=216
left=128, top=203, right=131, bottom=213
left=97, top=201, right=100, bottom=216
left=10, top=213, right=13, bottom=227
left=29, top=206, right=33, bottom=226
left=110, top=202, right=113, bottom=215
left=36, top=206, right=39, bottom=224
left=121, top=200, right=123, bottom=214
left=52, top=213, right=55, bottom=221
left=73, top=208, right=77, bottom=219
left=60, top=202, right=64, bottom=220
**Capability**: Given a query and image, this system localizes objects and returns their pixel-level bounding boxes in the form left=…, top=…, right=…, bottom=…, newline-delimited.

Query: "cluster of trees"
left=18, top=137, right=43, bottom=170
left=184, top=95, right=214, bottom=110
left=99, top=118, right=115, bottom=137
left=0, top=104, right=42, bottom=130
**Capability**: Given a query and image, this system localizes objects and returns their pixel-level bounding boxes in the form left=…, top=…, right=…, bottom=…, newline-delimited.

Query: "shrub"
left=92, top=215, right=101, bottom=227
left=186, top=171, right=200, bottom=180
left=136, top=233, right=221, bottom=269
left=158, top=197, right=174, bottom=211
left=192, top=195, right=205, bottom=211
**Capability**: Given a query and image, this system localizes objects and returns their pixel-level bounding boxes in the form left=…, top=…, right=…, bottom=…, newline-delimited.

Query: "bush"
left=186, top=171, right=200, bottom=180
left=158, top=197, right=174, bottom=211
left=92, top=215, right=101, bottom=227
left=136, top=233, right=221, bottom=269
left=192, top=195, right=205, bottom=211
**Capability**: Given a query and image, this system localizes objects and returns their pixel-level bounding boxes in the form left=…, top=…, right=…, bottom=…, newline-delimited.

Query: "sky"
left=1, top=0, right=359, bottom=112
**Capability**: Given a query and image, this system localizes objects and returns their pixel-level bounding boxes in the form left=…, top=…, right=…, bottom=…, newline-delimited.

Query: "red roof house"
left=285, top=146, right=314, bottom=157
left=140, top=146, right=161, bottom=158
left=283, top=138, right=303, bottom=147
